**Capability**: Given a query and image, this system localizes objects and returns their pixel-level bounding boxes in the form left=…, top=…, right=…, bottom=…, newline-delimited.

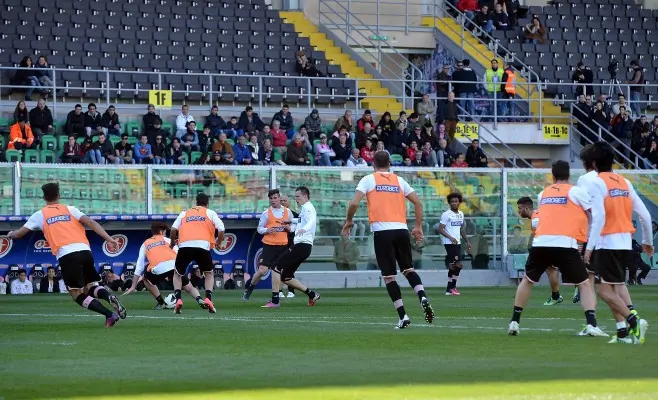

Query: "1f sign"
left=149, top=90, right=172, bottom=108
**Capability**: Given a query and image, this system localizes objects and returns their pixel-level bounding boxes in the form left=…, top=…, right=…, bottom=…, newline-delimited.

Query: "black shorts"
left=58, top=250, right=100, bottom=290
left=145, top=269, right=189, bottom=287
left=273, top=243, right=312, bottom=280
left=175, top=247, right=214, bottom=275
left=444, top=244, right=462, bottom=268
left=260, top=244, right=289, bottom=268
left=592, top=249, right=632, bottom=284
left=524, top=247, right=589, bottom=285
left=373, top=229, right=413, bottom=277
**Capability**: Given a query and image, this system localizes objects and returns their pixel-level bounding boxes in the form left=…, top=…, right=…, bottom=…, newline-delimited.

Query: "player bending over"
left=123, top=222, right=207, bottom=309
left=438, top=192, right=471, bottom=296
left=516, top=196, right=563, bottom=305
left=7, top=182, right=125, bottom=327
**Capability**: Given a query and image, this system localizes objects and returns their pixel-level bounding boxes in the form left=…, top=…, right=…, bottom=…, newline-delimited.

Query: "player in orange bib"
left=508, top=161, right=607, bottom=337
left=587, top=142, right=653, bottom=344
left=516, top=196, right=563, bottom=305
left=343, top=151, right=434, bottom=329
left=170, top=193, right=225, bottom=314
left=122, top=222, right=207, bottom=310
left=7, top=182, right=125, bottom=327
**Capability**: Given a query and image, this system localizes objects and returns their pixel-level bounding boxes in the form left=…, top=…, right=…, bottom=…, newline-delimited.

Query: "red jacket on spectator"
left=357, top=112, right=374, bottom=133
left=360, top=146, right=375, bottom=164
left=271, top=128, right=288, bottom=147
left=457, top=0, right=478, bottom=12
left=8, top=122, right=34, bottom=150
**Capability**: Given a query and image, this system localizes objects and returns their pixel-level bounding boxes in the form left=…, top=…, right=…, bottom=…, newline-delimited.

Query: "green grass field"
left=1, top=287, right=658, bottom=400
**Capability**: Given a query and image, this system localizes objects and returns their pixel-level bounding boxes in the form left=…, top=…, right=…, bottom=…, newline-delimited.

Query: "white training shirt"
left=533, top=186, right=596, bottom=249
left=355, top=172, right=415, bottom=232
left=293, top=201, right=317, bottom=245
left=135, top=237, right=177, bottom=276
left=23, top=206, right=92, bottom=259
left=589, top=176, right=652, bottom=250
left=577, top=170, right=598, bottom=235
left=172, top=208, right=225, bottom=250
left=257, top=206, right=292, bottom=235
left=439, top=209, right=465, bottom=245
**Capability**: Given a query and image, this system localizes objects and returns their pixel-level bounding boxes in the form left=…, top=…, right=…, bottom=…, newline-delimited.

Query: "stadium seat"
left=40, top=135, right=57, bottom=151
left=30, top=265, right=45, bottom=291
left=5, top=150, right=21, bottom=162
left=24, top=149, right=39, bottom=163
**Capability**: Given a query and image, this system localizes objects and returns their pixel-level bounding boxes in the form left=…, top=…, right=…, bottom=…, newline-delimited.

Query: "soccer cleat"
left=261, top=301, right=280, bottom=308
left=204, top=298, right=216, bottom=313
left=105, top=313, right=120, bottom=327
left=287, top=292, right=296, bottom=298
left=174, top=299, right=183, bottom=314
left=279, top=291, right=285, bottom=299
left=197, top=298, right=207, bottom=309
left=395, top=315, right=411, bottom=329
left=578, top=324, right=609, bottom=337
left=543, top=295, right=564, bottom=306
left=242, top=287, right=253, bottom=301
left=108, top=294, right=127, bottom=319
left=308, top=292, right=321, bottom=306
left=637, top=277, right=644, bottom=285
left=449, top=288, right=461, bottom=296
left=573, top=288, right=580, bottom=304
left=630, top=319, right=648, bottom=344
left=153, top=304, right=165, bottom=310
left=444, top=291, right=453, bottom=296
left=421, top=298, right=434, bottom=324
left=508, top=321, right=519, bottom=336
left=608, top=335, right=637, bottom=344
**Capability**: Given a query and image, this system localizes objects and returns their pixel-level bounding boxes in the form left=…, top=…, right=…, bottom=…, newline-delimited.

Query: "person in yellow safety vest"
left=484, top=59, right=504, bottom=120
left=501, top=63, right=517, bottom=121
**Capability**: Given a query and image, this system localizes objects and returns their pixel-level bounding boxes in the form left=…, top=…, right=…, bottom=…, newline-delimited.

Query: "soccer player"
left=438, top=192, right=471, bottom=296
left=280, top=194, right=298, bottom=298
left=343, top=151, right=434, bottom=329
left=508, top=161, right=606, bottom=337
left=243, top=189, right=293, bottom=307
left=516, top=197, right=563, bottom=305
left=123, top=222, right=207, bottom=310
left=7, top=182, right=125, bottom=327
left=270, top=186, right=321, bottom=306
left=586, top=142, right=652, bottom=344
left=169, top=193, right=225, bottom=314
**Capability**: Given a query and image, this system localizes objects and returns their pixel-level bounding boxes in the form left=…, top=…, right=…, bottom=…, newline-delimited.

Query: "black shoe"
left=637, top=278, right=644, bottom=285
left=627, top=279, right=636, bottom=286
left=197, top=297, right=207, bottom=309
left=421, top=298, right=434, bottom=324
left=153, top=304, right=164, bottom=310
left=109, top=294, right=127, bottom=319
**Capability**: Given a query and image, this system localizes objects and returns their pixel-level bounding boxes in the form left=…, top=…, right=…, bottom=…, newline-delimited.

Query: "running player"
left=343, top=151, right=434, bottom=329
left=7, top=182, right=125, bottom=327
left=508, top=161, right=606, bottom=337
left=243, top=189, right=292, bottom=307
left=438, top=193, right=471, bottom=296
left=586, top=142, right=652, bottom=344
left=169, top=193, right=225, bottom=314
left=270, top=186, right=321, bottom=306
left=516, top=196, right=563, bottom=305
left=123, top=222, right=207, bottom=310
left=280, top=194, right=297, bottom=298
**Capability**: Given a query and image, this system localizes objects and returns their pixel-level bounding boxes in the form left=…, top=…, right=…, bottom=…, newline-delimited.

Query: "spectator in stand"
left=375, top=141, right=389, bottom=156
left=315, top=133, right=335, bottom=166
left=444, top=92, right=459, bottom=142
left=387, top=121, right=407, bottom=156
left=523, top=16, right=546, bottom=44
left=402, top=156, right=412, bottom=167
left=465, top=139, right=488, bottom=167
left=611, top=108, right=633, bottom=161
left=377, top=112, right=395, bottom=135
left=286, top=134, right=309, bottom=166
left=259, top=138, right=285, bottom=166
left=612, top=94, right=629, bottom=118
left=82, top=137, right=103, bottom=164
left=233, top=135, right=253, bottom=165
left=14, top=56, right=43, bottom=100
left=421, top=141, right=438, bottom=167
left=334, top=110, right=354, bottom=134
left=435, top=138, right=455, bottom=167
left=271, top=120, right=288, bottom=158
left=114, top=134, right=136, bottom=164
left=416, top=94, right=436, bottom=129
left=224, top=116, right=243, bottom=138
left=175, top=104, right=194, bottom=138
left=134, top=134, right=154, bottom=164
left=147, top=118, right=167, bottom=148
left=101, top=105, right=121, bottom=136
left=591, top=101, right=610, bottom=131
left=65, top=104, right=85, bottom=137
left=360, top=138, right=376, bottom=166
left=29, top=98, right=54, bottom=137
left=247, top=134, right=260, bottom=164
left=573, top=94, right=593, bottom=144
left=355, top=121, right=373, bottom=149
left=572, top=61, right=594, bottom=98
left=169, top=138, right=187, bottom=165
left=474, top=5, right=493, bottom=35
left=239, top=106, right=265, bottom=136
left=205, top=105, right=226, bottom=137
left=62, top=135, right=83, bottom=163
left=406, top=140, right=420, bottom=160
left=180, top=121, right=200, bottom=153
left=411, top=150, right=426, bottom=167
left=209, top=151, right=224, bottom=165
left=333, top=125, right=354, bottom=149
left=452, top=60, right=477, bottom=117
left=198, top=125, right=215, bottom=153
left=484, top=59, right=504, bottom=119
left=491, top=3, right=510, bottom=31
left=151, top=134, right=167, bottom=165
left=396, top=111, right=408, bottom=131
left=652, top=116, right=658, bottom=135
left=452, top=153, right=468, bottom=167
left=211, top=132, right=235, bottom=165
left=143, top=104, right=160, bottom=137
left=272, top=105, right=295, bottom=138
left=94, top=133, right=115, bottom=165
left=10, top=269, right=33, bottom=295
left=357, top=110, right=374, bottom=134
left=642, top=139, right=658, bottom=169
left=347, top=147, right=368, bottom=167
left=500, top=63, right=517, bottom=120
left=84, top=103, right=103, bottom=137
left=626, top=60, right=644, bottom=117
left=304, top=109, right=323, bottom=142
left=297, top=125, right=313, bottom=152
left=35, top=56, right=54, bottom=96
left=436, top=66, right=452, bottom=124
left=39, top=266, right=60, bottom=293
left=457, top=0, right=479, bottom=21
left=14, top=100, right=28, bottom=124
left=632, top=115, right=651, bottom=155
left=8, top=120, right=35, bottom=151
left=331, top=131, right=351, bottom=166
left=436, top=123, right=447, bottom=140
left=257, top=124, right=273, bottom=146
left=296, top=50, right=323, bottom=77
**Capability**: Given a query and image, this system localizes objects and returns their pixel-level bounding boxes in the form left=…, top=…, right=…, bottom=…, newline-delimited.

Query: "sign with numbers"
left=543, top=124, right=569, bottom=140
left=455, top=122, right=479, bottom=139
left=148, top=90, right=172, bottom=108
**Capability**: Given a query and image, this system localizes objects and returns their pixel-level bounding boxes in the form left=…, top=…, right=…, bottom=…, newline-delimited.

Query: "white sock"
left=616, top=321, right=627, bottom=330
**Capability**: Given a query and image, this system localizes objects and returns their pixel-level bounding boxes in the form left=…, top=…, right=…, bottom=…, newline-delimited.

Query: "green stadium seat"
left=93, top=186, right=109, bottom=200
left=57, top=135, right=68, bottom=150
left=226, top=139, right=234, bottom=146
left=5, top=150, right=21, bottom=162
left=76, top=137, right=85, bottom=145
left=190, top=184, right=206, bottom=197
left=109, top=135, right=121, bottom=147
left=390, top=154, right=403, bottom=164
left=161, top=122, right=174, bottom=136
left=0, top=135, right=5, bottom=150
left=125, top=201, right=143, bottom=214
left=126, top=121, right=142, bottom=137
left=189, top=151, right=202, bottom=164
left=174, top=184, right=189, bottom=199
left=91, top=200, right=109, bottom=214
left=0, top=198, right=13, bottom=215
left=127, top=137, right=138, bottom=146
left=41, top=135, right=57, bottom=151
left=209, top=184, right=225, bottom=198
left=24, top=149, right=40, bottom=163
left=308, top=153, right=315, bottom=165
left=92, top=169, right=109, bottom=184
left=40, top=149, right=57, bottom=163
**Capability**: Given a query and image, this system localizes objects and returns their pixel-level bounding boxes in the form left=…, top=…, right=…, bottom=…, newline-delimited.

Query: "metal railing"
left=317, top=0, right=434, bottom=34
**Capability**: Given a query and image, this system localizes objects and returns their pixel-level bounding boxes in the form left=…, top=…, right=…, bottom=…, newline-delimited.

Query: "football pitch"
left=1, top=287, right=658, bottom=400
